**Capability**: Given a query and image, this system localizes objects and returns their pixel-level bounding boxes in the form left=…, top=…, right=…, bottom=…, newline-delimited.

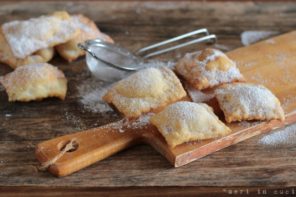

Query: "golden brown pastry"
left=0, top=63, right=67, bottom=102
left=150, top=101, right=231, bottom=147
left=56, top=14, right=114, bottom=62
left=103, top=67, right=187, bottom=118
left=175, top=48, right=244, bottom=90
left=1, top=11, right=78, bottom=59
left=0, top=29, right=54, bottom=69
left=215, top=83, right=285, bottom=123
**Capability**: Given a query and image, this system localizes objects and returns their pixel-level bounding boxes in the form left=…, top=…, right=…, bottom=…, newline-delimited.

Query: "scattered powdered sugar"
left=259, top=123, right=296, bottom=147
left=2, top=14, right=77, bottom=58
left=101, top=113, right=153, bottom=133
left=265, top=38, right=276, bottom=44
left=127, top=114, right=152, bottom=130
left=235, top=60, right=257, bottom=69
left=64, top=110, right=87, bottom=130
left=77, top=77, right=113, bottom=113
left=248, top=73, right=275, bottom=87
left=140, top=59, right=176, bottom=69
left=266, top=53, right=288, bottom=66
left=240, top=30, right=278, bottom=46
left=282, top=95, right=296, bottom=110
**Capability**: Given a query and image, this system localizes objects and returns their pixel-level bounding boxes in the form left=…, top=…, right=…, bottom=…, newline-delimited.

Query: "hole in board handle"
left=58, top=140, right=79, bottom=152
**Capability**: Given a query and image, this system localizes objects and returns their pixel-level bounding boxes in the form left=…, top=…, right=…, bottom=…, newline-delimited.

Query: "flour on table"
left=235, top=60, right=257, bottom=69
left=282, top=95, right=296, bottom=110
left=64, top=110, right=87, bottom=130
left=77, top=77, right=113, bottom=113
left=259, top=123, right=296, bottom=147
left=240, top=31, right=278, bottom=46
left=140, top=60, right=176, bottom=69
left=101, top=113, right=153, bottom=133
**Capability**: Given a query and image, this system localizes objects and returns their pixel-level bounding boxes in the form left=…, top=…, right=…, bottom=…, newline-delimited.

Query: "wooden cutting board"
left=35, top=31, right=296, bottom=177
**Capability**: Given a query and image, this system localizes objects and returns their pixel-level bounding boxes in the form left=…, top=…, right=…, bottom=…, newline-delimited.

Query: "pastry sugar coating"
left=1, top=11, right=78, bottom=59
left=56, top=14, right=114, bottom=62
left=0, top=63, right=67, bottom=102
left=103, top=67, right=187, bottom=118
left=150, top=101, right=231, bottom=147
left=0, top=29, right=54, bottom=69
left=175, top=48, right=244, bottom=90
left=215, top=83, right=285, bottom=123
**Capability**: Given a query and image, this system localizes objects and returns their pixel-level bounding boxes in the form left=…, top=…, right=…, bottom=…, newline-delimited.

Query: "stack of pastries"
left=0, top=11, right=113, bottom=101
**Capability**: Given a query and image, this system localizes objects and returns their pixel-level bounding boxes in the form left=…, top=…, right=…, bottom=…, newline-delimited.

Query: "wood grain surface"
left=1, top=0, right=296, bottom=196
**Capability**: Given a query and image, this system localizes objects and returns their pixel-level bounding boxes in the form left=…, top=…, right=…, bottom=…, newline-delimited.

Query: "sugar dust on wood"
left=259, top=123, right=296, bottom=148
left=64, top=111, right=87, bottom=130
left=240, top=30, right=278, bottom=46
left=77, top=77, right=113, bottom=113
left=100, top=114, right=153, bottom=133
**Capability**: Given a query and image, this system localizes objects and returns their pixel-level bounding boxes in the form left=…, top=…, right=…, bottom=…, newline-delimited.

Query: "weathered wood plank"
left=0, top=0, right=296, bottom=190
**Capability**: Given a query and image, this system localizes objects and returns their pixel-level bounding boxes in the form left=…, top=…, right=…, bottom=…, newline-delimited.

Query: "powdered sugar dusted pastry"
left=150, top=101, right=231, bottom=147
left=1, top=11, right=78, bottom=59
left=215, top=83, right=285, bottom=123
left=0, top=63, right=67, bottom=102
left=56, top=14, right=114, bottom=62
left=175, top=48, right=244, bottom=90
left=0, top=29, right=54, bottom=69
left=103, top=67, right=187, bottom=118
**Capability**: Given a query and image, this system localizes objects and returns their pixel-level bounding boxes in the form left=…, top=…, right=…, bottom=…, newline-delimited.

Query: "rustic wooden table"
left=0, top=1, right=296, bottom=196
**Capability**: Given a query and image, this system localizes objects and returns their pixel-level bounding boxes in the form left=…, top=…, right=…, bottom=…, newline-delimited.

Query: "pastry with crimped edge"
left=150, top=101, right=231, bottom=147
left=0, top=63, right=67, bottom=102
left=103, top=67, right=187, bottom=118
left=215, top=83, right=285, bottom=123
left=175, top=48, right=244, bottom=90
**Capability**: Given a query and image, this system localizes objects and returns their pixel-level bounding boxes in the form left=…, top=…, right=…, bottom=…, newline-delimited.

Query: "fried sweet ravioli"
left=175, top=48, right=244, bottom=90
left=103, top=67, right=187, bottom=118
left=215, top=83, right=285, bottom=123
left=150, top=101, right=231, bottom=147
left=0, top=63, right=67, bottom=102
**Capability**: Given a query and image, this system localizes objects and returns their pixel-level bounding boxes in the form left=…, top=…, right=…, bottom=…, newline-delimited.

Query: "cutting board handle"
left=35, top=120, right=143, bottom=177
